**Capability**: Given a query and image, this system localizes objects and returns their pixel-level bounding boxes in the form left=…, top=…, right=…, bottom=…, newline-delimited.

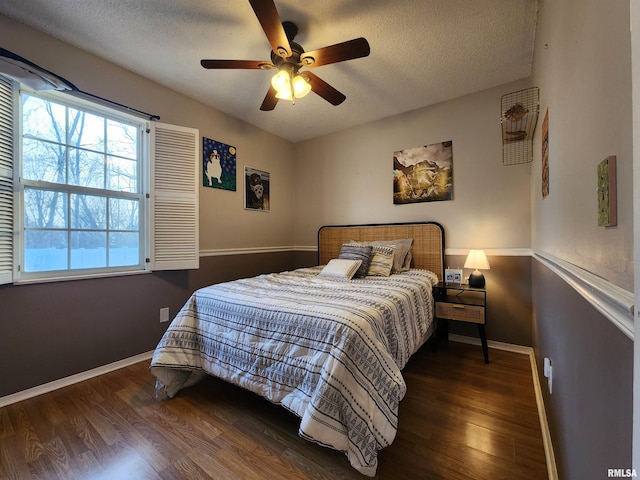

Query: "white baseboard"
left=0, top=351, right=154, bottom=408
left=449, top=335, right=559, bottom=480
left=448, top=333, right=532, bottom=355
left=528, top=348, right=560, bottom=480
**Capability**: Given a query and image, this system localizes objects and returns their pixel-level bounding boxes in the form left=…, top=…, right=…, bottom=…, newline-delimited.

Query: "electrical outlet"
left=159, top=307, right=170, bottom=323
left=543, top=357, right=553, bottom=394
left=543, top=357, right=550, bottom=376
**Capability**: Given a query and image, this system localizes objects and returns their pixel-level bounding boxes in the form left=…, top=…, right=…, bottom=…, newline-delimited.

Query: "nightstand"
left=433, top=282, right=489, bottom=363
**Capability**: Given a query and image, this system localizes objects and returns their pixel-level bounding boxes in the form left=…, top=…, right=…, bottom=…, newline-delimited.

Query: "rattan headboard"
left=317, top=222, right=445, bottom=281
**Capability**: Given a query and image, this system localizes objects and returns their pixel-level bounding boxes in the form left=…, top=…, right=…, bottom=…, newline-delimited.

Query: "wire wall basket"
left=500, top=87, right=539, bottom=166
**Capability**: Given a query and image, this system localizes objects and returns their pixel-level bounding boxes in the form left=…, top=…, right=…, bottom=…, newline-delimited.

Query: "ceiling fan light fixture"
left=271, top=67, right=310, bottom=102
left=201, top=3, right=371, bottom=111
left=292, top=74, right=311, bottom=98
left=275, top=86, right=293, bottom=101
left=272, top=68, right=293, bottom=100
left=271, top=69, right=290, bottom=92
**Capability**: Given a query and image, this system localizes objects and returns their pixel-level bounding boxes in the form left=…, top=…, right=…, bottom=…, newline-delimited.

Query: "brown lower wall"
left=532, top=259, right=633, bottom=479
left=444, top=254, right=533, bottom=346
left=0, top=252, right=296, bottom=398
left=0, top=251, right=534, bottom=398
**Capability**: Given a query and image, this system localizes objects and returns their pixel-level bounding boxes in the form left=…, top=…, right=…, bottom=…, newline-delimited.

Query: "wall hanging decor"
left=244, top=166, right=270, bottom=212
left=597, top=155, right=617, bottom=227
left=203, top=137, right=236, bottom=191
left=541, top=107, right=549, bottom=198
left=393, top=140, right=453, bottom=204
left=500, top=87, right=539, bottom=166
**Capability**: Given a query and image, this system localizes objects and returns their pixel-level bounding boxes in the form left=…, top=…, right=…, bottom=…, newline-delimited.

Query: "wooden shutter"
left=150, top=122, right=199, bottom=270
left=0, top=76, right=14, bottom=285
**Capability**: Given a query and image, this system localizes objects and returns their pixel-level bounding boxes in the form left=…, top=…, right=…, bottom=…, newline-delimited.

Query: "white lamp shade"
left=271, top=70, right=291, bottom=100
left=271, top=69, right=290, bottom=91
left=292, top=75, right=311, bottom=98
left=464, top=249, right=490, bottom=270
left=275, top=87, right=293, bottom=100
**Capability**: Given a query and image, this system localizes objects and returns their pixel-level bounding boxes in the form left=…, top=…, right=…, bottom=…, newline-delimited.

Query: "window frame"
left=0, top=75, right=199, bottom=286
left=14, top=87, right=151, bottom=283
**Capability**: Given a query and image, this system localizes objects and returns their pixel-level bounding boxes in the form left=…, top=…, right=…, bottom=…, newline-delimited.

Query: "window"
left=0, top=75, right=199, bottom=284
left=20, top=91, right=145, bottom=278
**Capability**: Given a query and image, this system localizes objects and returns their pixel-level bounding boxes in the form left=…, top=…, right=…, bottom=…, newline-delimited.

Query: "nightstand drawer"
left=436, top=302, right=485, bottom=324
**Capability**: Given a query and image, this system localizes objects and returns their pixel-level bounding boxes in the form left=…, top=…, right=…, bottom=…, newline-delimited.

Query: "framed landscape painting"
left=393, top=140, right=453, bottom=204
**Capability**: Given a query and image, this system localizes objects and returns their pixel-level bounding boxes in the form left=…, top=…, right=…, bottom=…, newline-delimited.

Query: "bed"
left=150, top=221, right=445, bottom=476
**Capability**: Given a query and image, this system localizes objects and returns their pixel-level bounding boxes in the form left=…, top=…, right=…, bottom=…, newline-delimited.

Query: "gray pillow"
left=339, top=244, right=373, bottom=278
left=351, top=238, right=413, bottom=272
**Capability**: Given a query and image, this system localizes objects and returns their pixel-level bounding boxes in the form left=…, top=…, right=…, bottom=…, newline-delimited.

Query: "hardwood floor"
left=0, top=341, right=548, bottom=480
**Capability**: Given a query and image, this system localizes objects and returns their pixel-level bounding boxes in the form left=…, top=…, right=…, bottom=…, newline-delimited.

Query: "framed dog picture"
left=244, top=166, right=270, bottom=212
left=202, top=137, right=236, bottom=191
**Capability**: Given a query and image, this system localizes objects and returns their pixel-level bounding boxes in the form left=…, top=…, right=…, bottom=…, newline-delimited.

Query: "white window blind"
left=0, top=76, right=14, bottom=285
left=150, top=122, right=199, bottom=270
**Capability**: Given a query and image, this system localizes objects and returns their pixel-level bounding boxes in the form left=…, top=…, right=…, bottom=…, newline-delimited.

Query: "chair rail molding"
left=446, top=248, right=532, bottom=256
left=534, top=251, right=634, bottom=340
left=200, top=246, right=296, bottom=256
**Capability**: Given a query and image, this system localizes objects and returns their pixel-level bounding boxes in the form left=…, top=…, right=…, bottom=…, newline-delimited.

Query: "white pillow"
left=318, top=259, right=363, bottom=280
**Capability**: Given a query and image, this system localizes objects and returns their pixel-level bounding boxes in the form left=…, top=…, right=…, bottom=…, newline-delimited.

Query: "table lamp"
left=464, top=249, right=490, bottom=288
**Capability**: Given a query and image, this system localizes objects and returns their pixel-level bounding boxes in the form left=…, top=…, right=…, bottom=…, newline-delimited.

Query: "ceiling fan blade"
left=201, top=60, right=274, bottom=70
left=248, top=0, right=292, bottom=58
left=303, top=72, right=346, bottom=106
left=260, top=85, right=279, bottom=111
left=300, top=38, right=370, bottom=68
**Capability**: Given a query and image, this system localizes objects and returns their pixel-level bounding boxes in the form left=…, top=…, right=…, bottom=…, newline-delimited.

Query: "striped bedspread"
left=150, top=266, right=438, bottom=476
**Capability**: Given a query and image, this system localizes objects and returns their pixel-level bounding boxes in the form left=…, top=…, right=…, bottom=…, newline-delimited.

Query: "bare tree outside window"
left=21, top=93, right=142, bottom=273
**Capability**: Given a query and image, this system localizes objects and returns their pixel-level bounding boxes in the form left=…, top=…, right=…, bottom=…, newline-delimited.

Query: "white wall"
left=293, top=80, right=533, bottom=250
left=530, top=0, right=633, bottom=291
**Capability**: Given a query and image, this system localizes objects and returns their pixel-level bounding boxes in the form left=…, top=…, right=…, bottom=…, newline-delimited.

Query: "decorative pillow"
left=318, top=259, right=363, bottom=280
left=365, top=245, right=395, bottom=276
left=402, top=249, right=413, bottom=270
left=351, top=238, right=413, bottom=272
left=339, top=244, right=373, bottom=278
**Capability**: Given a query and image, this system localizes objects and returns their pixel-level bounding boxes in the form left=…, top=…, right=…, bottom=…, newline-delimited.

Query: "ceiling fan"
left=200, top=0, right=370, bottom=111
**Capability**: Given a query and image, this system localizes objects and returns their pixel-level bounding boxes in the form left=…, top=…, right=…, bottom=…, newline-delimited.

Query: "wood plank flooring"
left=0, top=341, right=548, bottom=479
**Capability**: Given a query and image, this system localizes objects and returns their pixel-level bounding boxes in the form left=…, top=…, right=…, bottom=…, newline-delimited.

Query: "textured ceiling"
left=0, top=0, right=538, bottom=143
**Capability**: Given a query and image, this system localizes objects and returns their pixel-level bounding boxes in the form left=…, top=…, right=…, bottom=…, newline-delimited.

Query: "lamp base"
left=468, top=271, right=485, bottom=288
